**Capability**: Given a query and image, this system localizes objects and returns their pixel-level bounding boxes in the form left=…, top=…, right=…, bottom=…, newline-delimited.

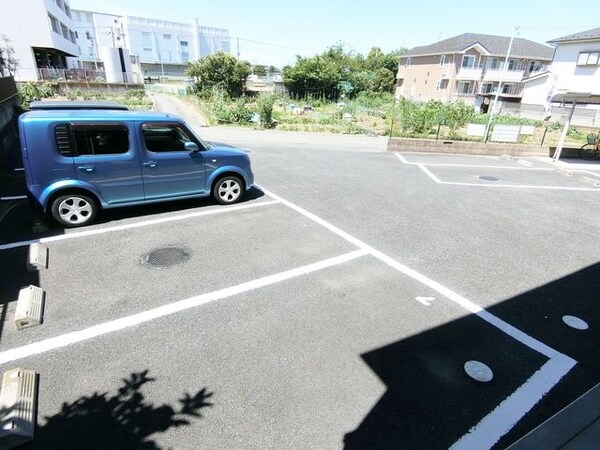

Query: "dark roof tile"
left=548, top=27, right=600, bottom=43
left=403, top=33, right=554, bottom=60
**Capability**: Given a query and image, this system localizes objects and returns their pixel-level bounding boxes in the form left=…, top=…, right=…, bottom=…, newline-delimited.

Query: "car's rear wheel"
left=213, top=176, right=244, bottom=205
left=51, top=193, right=97, bottom=227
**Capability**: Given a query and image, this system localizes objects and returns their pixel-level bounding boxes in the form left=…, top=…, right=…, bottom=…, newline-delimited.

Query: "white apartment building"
left=70, top=10, right=231, bottom=77
left=0, top=0, right=79, bottom=81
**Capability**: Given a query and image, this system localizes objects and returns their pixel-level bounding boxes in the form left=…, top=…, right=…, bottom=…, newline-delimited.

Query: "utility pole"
left=483, top=26, right=519, bottom=143
left=236, top=37, right=240, bottom=59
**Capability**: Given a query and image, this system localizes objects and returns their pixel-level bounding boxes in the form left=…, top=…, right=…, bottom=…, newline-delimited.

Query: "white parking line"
left=0, top=249, right=368, bottom=365
left=395, top=153, right=554, bottom=171
left=257, top=185, right=576, bottom=449
left=0, top=195, right=28, bottom=201
left=451, top=354, right=576, bottom=450
left=0, top=200, right=280, bottom=251
left=395, top=153, right=600, bottom=191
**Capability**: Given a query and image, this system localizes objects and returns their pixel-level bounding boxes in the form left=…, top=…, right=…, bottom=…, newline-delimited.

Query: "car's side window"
left=142, top=123, right=194, bottom=153
left=55, top=123, right=129, bottom=156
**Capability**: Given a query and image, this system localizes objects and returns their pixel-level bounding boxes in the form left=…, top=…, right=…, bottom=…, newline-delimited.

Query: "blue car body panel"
left=18, top=109, right=254, bottom=214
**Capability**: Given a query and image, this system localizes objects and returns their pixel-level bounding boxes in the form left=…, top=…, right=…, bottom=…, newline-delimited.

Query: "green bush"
left=124, top=89, right=146, bottom=100
left=204, top=89, right=252, bottom=125
left=17, top=82, right=57, bottom=108
left=256, top=94, right=276, bottom=128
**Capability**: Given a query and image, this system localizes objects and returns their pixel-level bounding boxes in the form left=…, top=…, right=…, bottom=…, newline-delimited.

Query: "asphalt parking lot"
left=1, top=114, right=600, bottom=448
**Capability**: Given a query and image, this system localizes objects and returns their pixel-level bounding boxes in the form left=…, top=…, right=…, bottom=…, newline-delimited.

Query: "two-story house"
left=520, top=27, right=600, bottom=126
left=396, top=33, right=554, bottom=107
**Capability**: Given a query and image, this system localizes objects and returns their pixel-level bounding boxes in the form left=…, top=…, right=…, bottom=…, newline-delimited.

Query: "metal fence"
left=37, top=68, right=142, bottom=84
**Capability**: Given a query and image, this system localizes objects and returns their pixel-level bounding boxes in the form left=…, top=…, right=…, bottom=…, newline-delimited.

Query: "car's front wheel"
left=213, top=176, right=244, bottom=205
left=51, top=193, right=98, bottom=227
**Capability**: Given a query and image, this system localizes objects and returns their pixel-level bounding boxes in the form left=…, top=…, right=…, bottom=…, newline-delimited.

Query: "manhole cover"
left=140, top=246, right=191, bottom=268
left=464, top=360, right=494, bottom=382
left=562, top=315, right=589, bottom=330
left=478, top=175, right=501, bottom=182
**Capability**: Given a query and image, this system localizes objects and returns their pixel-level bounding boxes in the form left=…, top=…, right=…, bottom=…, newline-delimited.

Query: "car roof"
left=29, top=100, right=129, bottom=110
left=20, top=109, right=181, bottom=122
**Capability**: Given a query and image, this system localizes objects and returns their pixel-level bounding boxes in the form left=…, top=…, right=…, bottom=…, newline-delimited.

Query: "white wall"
left=521, top=74, right=552, bottom=106
left=123, top=16, right=195, bottom=66
left=551, top=41, right=600, bottom=93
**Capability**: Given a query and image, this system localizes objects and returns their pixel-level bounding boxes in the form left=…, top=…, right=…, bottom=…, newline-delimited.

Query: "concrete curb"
left=387, top=137, right=549, bottom=157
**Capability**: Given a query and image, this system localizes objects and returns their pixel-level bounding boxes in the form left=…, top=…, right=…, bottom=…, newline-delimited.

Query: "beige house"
left=396, top=33, right=554, bottom=107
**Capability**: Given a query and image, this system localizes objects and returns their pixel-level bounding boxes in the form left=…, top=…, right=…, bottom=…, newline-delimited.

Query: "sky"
left=69, top=0, right=598, bottom=68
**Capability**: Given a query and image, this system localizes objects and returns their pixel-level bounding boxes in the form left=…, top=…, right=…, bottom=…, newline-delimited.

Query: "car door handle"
left=143, top=161, right=158, bottom=168
left=77, top=165, right=96, bottom=173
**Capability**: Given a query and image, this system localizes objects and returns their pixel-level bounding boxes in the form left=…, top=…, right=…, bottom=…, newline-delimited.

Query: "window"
left=404, top=57, right=411, bottom=67
left=72, top=125, right=129, bottom=156
left=142, top=123, right=196, bottom=152
left=461, top=55, right=476, bottom=69
left=61, top=23, right=69, bottom=40
left=64, top=4, right=71, bottom=18
left=507, top=59, right=518, bottom=71
left=439, top=55, right=445, bottom=66
left=181, top=51, right=189, bottom=61
left=75, top=11, right=81, bottom=21
left=488, top=58, right=501, bottom=70
left=435, top=80, right=449, bottom=91
left=481, top=82, right=494, bottom=94
left=48, top=14, right=59, bottom=34
left=163, top=34, right=171, bottom=39
left=577, top=51, right=600, bottom=66
left=180, top=40, right=189, bottom=47
left=142, top=32, right=152, bottom=49
left=457, top=81, right=472, bottom=94
left=70, top=31, right=76, bottom=43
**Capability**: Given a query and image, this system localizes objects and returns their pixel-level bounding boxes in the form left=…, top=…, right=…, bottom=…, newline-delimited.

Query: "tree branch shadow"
left=22, top=370, right=213, bottom=450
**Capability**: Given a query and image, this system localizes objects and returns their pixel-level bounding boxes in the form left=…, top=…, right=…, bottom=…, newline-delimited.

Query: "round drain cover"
left=562, top=315, right=589, bottom=330
left=464, top=360, right=494, bottom=382
left=141, top=246, right=191, bottom=268
left=478, top=175, right=501, bottom=182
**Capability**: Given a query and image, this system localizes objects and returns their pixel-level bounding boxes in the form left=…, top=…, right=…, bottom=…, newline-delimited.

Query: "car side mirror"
left=184, top=141, right=200, bottom=153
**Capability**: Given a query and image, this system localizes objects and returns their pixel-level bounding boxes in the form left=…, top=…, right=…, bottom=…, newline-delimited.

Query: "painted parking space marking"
left=395, top=153, right=600, bottom=191
left=0, top=248, right=368, bottom=365
left=0, top=199, right=280, bottom=251
left=415, top=296, right=435, bottom=306
left=1, top=180, right=580, bottom=448
left=0, top=195, right=28, bottom=201
left=257, top=185, right=576, bottom=449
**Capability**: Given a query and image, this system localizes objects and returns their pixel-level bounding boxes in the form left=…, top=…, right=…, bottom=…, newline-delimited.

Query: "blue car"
left=18, top=106, right=254, bottom=227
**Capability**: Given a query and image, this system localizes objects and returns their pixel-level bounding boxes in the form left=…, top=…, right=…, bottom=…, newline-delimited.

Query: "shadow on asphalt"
left=344, top=262, right=599, bottom=449
left=0, top=187, right=266, bottom=244
left=98, top=186, right=266, bottom=226
left=20, top=370, right=213, bottom=450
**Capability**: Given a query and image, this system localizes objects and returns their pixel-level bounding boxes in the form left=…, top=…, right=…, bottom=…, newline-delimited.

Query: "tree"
left=282, top=55, right=341, bottom=99
left=252, top=65, right=267, bottom=76
left=186, top=52, right=251, bottom=98
left=0, top=35, right=18, bottom=77
left=282, top=44, right=406, bottom=100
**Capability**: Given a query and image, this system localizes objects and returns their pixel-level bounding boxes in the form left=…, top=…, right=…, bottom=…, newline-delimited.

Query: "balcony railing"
left=455, top=67, right=483, bottom=80
left=38, top=68, right=142, bottom=84
left=479, top=83, right=523, bottom=97
left=483, top=69, right=525, bottom=82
